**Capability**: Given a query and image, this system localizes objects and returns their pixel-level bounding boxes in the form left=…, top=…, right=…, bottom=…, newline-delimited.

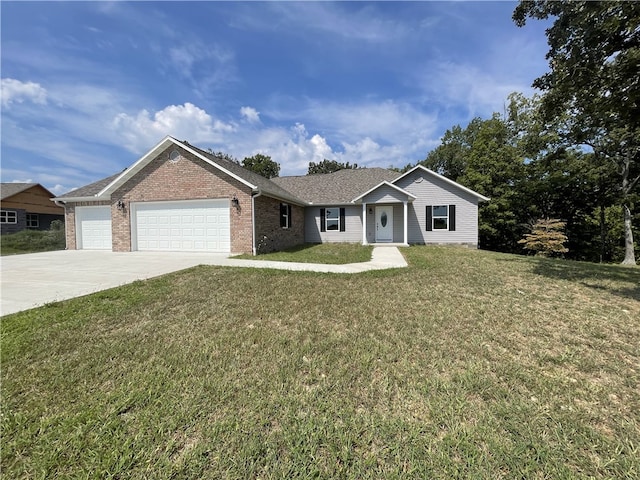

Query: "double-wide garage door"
left=132, top=200, right=230, bottom=253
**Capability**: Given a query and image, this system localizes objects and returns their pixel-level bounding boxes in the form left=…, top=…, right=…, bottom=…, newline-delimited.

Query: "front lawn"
left=235, top=242, right=373, bottom=264
left=2, top=247, right=639, bottom=478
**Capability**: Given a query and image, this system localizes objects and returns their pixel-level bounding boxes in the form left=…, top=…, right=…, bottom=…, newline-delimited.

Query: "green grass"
left=2, top=246, right=639, bottom=478
left=235, top=242, right=373, bottom=264
left=0, top=228, right=65, bottom=255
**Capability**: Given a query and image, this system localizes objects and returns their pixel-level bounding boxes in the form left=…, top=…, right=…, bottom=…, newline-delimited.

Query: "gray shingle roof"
left=185, top=143, right=305, bottom=205
left=56, top=172, right=124, bottom=198
left=271, top=168, right=400, bottom=204
left=54, top=139, right=400, bottom=205
left=1, top=183, right=39, bottom=200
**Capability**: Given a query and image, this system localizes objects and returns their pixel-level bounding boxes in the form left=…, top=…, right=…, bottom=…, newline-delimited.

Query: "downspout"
left=251, top=190, right=262, bottom=256
left=52, top=199, right=68, bottom=249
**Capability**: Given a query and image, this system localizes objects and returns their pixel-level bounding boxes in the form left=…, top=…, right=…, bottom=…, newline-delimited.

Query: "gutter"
left=251, top=190, right=262, bottom=256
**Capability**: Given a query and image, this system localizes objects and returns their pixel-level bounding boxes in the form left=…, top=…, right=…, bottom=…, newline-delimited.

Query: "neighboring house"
left=53, top=136, right=488, bottom=255
left=1, top=183, right=65, bottom=235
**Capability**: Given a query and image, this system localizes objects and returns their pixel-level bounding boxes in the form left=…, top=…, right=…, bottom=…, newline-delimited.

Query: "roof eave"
left=52, top=195, right=110, bottom=203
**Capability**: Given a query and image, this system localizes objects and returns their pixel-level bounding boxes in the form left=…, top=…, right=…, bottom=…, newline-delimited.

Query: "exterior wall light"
left=117, top=200, right=126, bottom=211
left=231, top=194, right=240, bottom=209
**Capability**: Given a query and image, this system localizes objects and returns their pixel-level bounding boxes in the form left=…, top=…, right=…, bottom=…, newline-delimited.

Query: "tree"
left=422, top=113, right=528, bottom=253
left=514, top=0, right=640, bottom=264
left=207, top=149, right=239, bottom=164
left=518, top=218, right=568, bottom=257
left=242, top=154, right=280, bottom=178
left=307, top=159, right=358, bottom=175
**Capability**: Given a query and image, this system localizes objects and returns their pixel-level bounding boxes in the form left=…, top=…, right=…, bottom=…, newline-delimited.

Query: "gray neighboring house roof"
left=1, top=183, right=40, bottom=200
left=271, top=168, right=400, bottom=205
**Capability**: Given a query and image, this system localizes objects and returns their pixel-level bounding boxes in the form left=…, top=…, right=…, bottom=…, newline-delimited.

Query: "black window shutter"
left=288, top=204, right=292, bottom=228
left=426, top=206, right=433, bottom=231
left=449, top=205, right=456, bottom=231
left=339, top=208, right=346, bottom=232
left=280, top=203, right=286, bottom=228
left=320, top=208, right=326, bottom=232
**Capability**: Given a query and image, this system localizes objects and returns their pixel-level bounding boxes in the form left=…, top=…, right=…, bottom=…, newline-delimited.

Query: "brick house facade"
left=55, top=136, right=488, bottom=255
left=56, top=137, right=306, bottom=255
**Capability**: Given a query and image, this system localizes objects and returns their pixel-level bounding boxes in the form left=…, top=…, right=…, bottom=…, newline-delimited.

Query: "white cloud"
left=419, top=62, right=532, bottom=119
left=112, top=102, right=236, bottom=153
left=1, top=78, right=47, bottom=107
left=240, top=106, right=260, bottom=123
left=166, top=42, right=237, bottom=96
left=233, top=2, right=410, bottom=44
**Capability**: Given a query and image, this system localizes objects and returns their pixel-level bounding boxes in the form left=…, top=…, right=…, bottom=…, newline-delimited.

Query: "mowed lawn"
left=2, top=247, right=639, bottom=479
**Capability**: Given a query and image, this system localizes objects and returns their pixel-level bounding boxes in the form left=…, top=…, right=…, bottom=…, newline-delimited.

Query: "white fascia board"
left=51, top=196, right=110, bottom=203
left=351, top=181, right=417, bottom=204
left=97, top=136, right=257, bottom=197
left=259, top=191, right=308, bottom=207
left=392, top=165, right=490, bottom=202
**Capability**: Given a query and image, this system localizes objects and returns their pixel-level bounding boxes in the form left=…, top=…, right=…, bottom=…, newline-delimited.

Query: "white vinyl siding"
left=395, top=170, right=480, bottom=245
left=305, top=206, right=362, bottom=243
left=132, top=200, right=230, bottom=253
left=360, top=184, right=408, bottom=204
left=76, top=206, right=112, bottom=250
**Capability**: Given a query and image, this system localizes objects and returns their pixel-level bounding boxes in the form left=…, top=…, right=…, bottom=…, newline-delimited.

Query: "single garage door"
left=76, top=206, right=112, bottom=250
left=132, top=200, right=230, bottom=253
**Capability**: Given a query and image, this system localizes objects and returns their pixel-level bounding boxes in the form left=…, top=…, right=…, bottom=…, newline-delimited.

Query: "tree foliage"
left=419, top=90, right=636, bottom=262
left=207, top=150, right=239, bottom=164
left=513, top=0, right=640, bottom=264
left=242, top=154, right=280, bottom=179
left=518, top=218, right=569, bottom=257
left=308, top=159, right=358, bottom=175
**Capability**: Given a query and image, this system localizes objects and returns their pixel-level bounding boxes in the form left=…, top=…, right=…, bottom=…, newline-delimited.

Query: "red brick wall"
left=254, top=195, right=305, bottom=253
left=113, top=146, right=254, bottom=254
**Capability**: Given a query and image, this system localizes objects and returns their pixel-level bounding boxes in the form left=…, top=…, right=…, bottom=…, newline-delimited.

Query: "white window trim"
left=325, top=208, right=340, bottom=231
left=432, top=205, right=449, bottom=230
left=281, top=203, right=290, bottom=229
left=1, top=210, right=17, bottom=224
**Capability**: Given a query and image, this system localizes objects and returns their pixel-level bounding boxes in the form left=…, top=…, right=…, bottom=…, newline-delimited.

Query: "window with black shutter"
left=280, top=203, right=291, bottom=229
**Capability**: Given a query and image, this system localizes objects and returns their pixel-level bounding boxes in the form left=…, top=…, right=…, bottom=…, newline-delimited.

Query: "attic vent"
left=169, top=150, right=181, bottom=163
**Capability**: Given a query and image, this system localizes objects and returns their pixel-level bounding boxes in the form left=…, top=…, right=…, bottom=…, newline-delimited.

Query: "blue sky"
left=1, top=1, right=550, bottom=195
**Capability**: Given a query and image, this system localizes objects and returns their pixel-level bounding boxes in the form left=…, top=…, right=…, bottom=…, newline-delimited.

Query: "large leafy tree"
left=242, top=153, right=280, bottom=179
left=307, top=159, right=358, bottom=175
left=514, top=0, right=640, bottom=264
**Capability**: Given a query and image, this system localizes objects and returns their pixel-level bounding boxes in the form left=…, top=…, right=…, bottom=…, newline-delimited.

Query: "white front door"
left=375, top=206, right=393, bottom=242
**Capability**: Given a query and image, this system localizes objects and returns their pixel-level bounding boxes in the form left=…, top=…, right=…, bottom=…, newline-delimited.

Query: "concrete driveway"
left=0, top=250, right=230, bottom=316
left=1, top=247, right=407, bottom=316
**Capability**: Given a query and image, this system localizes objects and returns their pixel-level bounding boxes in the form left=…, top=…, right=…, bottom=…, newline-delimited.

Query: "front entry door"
left=375, top=206, right=393, bottom=242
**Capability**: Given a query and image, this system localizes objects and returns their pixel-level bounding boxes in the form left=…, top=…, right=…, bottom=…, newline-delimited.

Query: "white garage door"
left=133, top=200, right=230, bottom=253
left=76, top=206, right=112, bottom=250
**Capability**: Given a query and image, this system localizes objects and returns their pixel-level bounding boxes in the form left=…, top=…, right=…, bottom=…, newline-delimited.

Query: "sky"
left=0, top=1, right=551, bottom=195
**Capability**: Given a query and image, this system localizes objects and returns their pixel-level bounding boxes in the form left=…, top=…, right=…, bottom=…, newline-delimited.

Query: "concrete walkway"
left=1, top=247, right=407, bottom=315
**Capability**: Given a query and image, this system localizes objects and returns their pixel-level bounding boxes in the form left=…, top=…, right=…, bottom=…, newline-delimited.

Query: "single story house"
left=1, top=183, right=65, bottom=235
left=53, top=136, right=488, bottom=255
